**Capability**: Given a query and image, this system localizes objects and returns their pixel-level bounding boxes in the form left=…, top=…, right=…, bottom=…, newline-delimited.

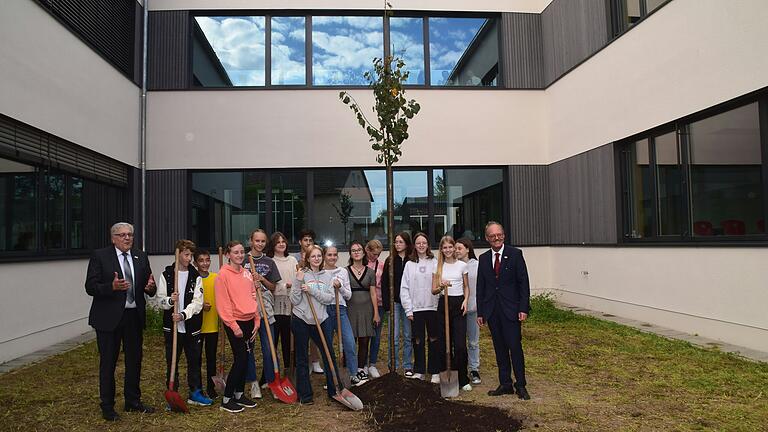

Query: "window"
left=193, top=16, right=266, bottom=87
left=620, top=98, right=767, bottom=241
left=272, top=172, right=306, bottom=243
left=389, top=17, right=425, bottom=85
left=0, top=159, right=37, bottom=252
left=433, top=168, right=504, bottom=241
left=312, top=16, right=384, bottom=86
left=610, top=0, right=669, bottom=37
left=429, top=17, right=499, bottom=87
left=271, top=16, right=306, bottom=85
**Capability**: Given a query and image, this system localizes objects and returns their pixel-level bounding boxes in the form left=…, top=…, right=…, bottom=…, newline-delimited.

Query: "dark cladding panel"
left=542, top=0, right=608, bottom=85
left=501, top=13, right=544, bottom=89
left=146, top=170, right=188, bottom=254
left=148, top=10, right=190, bottom=90
left=508, top=166, right=550, bottom=245
left=549, top=144, right=617, bottom=244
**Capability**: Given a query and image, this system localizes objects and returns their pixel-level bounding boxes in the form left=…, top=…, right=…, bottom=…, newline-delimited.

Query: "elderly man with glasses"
left=85, top=222, right=157, bottom=421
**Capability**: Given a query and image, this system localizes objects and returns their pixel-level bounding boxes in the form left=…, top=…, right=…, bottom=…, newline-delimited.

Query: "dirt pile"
left=354, top=373, right=524, bottom=432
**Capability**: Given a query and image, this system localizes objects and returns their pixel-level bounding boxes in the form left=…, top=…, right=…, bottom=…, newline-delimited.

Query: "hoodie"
left=214, top=264, right=260, bottom=333
left=290, top=268, right=335, bottom=325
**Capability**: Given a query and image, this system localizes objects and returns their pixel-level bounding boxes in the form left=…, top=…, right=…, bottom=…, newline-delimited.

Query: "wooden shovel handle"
left=249, top=255, right=280, bottom=374
left=306, top=291, right=341, bottom=391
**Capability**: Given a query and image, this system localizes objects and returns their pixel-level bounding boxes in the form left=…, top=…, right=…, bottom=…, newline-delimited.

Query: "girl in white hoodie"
left=399, top=232, right=438, bottom=381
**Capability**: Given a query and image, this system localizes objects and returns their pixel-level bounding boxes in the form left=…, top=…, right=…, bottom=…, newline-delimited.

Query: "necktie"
left=122, top=252, right=135, bottom=304
left=494, top=252, right=500, bottom=277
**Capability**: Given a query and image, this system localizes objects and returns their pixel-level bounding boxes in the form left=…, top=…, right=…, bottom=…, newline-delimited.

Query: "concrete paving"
left=0, top=330, right=95, bottom=374
left=558, top=302, right=768, bottom=363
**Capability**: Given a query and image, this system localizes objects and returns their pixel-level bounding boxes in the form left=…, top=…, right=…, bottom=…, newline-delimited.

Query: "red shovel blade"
left=212, top=374, right=226, bottom=395
left=164, top=385, right=189, bottom=413
left=268, top=372, right=298, bottom=404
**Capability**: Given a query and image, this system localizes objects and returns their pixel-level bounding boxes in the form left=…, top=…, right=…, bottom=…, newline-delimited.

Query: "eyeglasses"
left=487, top=234, right=504, bottom=240
left=350, top=248, right=364, bottom=253
left=113, top=233, right=134, bottom=239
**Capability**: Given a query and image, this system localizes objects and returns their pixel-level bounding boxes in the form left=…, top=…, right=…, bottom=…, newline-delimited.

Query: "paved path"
left=558, top=302, right=768, bottom=363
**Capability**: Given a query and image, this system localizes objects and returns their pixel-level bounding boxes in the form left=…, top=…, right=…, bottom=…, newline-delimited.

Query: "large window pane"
left=272, top=172, right=306, bottom=244
left=71, top=177, right=83, bottom=249
left=433, top=168, right=503, bottom=242
left=44, top=173, right=65, bottom=249
left=689, top=103, right=763, bottom=236
left=389, top=17, right=425, bottom=85
left=654, top=132, right=682, bottom=236
left=628, top=139, right=652, bottom=238
left=193, top=16, right=266, bottom=87
left=429, top=17, right=499, bottom=86
left=0, top=158, right=37, bottom=251
left=271, top=16, right=306, bottom=85
left=314, top=169, right=384, bottom=246
left=312, top=16, right=383, bottom=85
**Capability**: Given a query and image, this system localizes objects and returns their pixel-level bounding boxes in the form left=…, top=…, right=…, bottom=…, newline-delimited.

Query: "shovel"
left=249, top=255, right=298, bottom=404
left=440, top=291, right=459, bottom=398
left=305, top=292, right=364, bottom=411
left=211, top=247, right=227, bottom=394
left=335, top=287, right=352, bottom=388
left=165, top=248, right=190, bottom=413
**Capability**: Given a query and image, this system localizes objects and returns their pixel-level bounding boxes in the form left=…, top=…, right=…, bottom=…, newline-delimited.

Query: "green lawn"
left=1, top=296, right=766, bottom=431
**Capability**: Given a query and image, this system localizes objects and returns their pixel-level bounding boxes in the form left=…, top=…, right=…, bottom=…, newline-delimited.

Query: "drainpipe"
left=140, top=0, right=149, bottom=251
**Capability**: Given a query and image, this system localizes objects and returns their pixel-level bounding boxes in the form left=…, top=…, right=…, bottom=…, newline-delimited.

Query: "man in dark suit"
left=476, top=221, right=531, bottom=400
left=85, top=222, right=157, bottom=421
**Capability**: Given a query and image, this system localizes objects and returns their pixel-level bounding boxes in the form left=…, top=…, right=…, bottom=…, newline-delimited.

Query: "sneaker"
left=250, top=382, right=262, bottom=399
left=187, top=389, right=213, bottom=406
left=220, top=399, right=244, bottom=413
left=470, top=370, right=482, bottom=385
left=234, top=395, right=257, bottom=408
left=312, top=361, right=324, bottom=374
left=368, top=366, right=381, bottom=379
left=462, top=383, right=473, bottom=392
left=355, top=370, right=369, bottom=386
left=411, top=373, right=424, bottom=380
left=430, top=374, right=440, bottom=384
left=404, top=370, right=414, bottom=378
left=299, top=399, right=314, bottom=405
left=350, top=374, right=361, bottom=386
left=206, top=387, right=218, bottom=399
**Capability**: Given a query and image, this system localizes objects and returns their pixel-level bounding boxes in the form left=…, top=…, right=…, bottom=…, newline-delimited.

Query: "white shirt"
left=434, top=260, right=468, bottom=297
left=115, top=247, right=136, bottom=309
left=490, top=245, right=505, bottom=271
left=176, top=271, right=189, bottom=333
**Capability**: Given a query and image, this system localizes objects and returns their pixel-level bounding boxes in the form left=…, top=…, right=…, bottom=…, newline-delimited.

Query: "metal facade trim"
left=501, top=13, right=544, bottom=89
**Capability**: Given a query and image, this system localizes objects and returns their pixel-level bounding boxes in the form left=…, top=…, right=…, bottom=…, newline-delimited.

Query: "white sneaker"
left=462, top=384, right=473, bottom=391
left=368, top=366, right=381, bottom=379
left=411, top=373, right=424, bottom=380
left=430, top=374, right=440, bottom=384
left=363, top=365, right=369, bottom=375
left=250, top=382, right=262, bottom=399
left=312, top=361, right=324, bottom=374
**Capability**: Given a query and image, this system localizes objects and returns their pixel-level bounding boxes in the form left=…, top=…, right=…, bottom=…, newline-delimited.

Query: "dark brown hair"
left=266, top=231, right=289, bottom=257
left=409, top=232, right=434, bottom=262
left=456, top=237, right=477, bottom=260
left=174, top=239, right=196, bottom=254
left=348, top=241, right=369, bottom=266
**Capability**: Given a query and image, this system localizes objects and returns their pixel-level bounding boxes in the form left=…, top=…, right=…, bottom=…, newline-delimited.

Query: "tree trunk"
left=386, top=163, right=396, bottom=373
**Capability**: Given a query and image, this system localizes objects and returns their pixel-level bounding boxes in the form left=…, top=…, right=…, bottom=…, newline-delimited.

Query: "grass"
left=1, top=296, right=767, bottom=431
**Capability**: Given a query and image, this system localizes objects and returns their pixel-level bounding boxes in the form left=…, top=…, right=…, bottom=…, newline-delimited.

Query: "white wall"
left=0, top=260, right=93, bottom=364
left=148, top=0, right=553, bottom=13
left=545, top=0, right=768, bottom=163
left=0, top=0, right=140, bottom=166
left=146, top=89, right=548, bottom=169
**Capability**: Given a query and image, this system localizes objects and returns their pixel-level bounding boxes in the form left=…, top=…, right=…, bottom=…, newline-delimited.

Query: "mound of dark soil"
left=354, top=373, right=524, bottom=432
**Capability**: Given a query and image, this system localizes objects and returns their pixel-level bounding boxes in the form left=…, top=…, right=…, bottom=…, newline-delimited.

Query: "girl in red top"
left=214, top=241, right=261, bottom=413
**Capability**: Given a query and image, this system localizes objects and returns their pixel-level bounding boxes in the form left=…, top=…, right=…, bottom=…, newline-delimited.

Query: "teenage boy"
left=156, top=239, right=213, bottom=407
left=291, top=228, right=324, bottom=374
left=194, top=249, right=219, bottom=399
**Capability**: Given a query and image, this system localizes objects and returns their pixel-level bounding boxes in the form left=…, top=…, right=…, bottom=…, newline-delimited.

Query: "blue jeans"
left=369, top=305, right=385, bottom=365
left=291, top=316, right=337, bottom=402
left=245, top=319, right=276, bottom=384
left=393, top=302, right=413, bottom=371
left=466, top=311, right=480, bottom=372
left=327, top=304, right=358, bottom=375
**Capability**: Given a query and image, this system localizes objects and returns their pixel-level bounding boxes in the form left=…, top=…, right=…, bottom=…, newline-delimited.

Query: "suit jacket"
left=85, top=246, right=156, bottom=331
left=476, top=245, right=530, bottom=322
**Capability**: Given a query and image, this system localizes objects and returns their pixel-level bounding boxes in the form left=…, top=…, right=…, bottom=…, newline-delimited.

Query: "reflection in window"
left=312, top=16, right=383, bottom=85
left=314, top=169, right=382, bottom=246
left=654, top=132, right=682, bottom=236
left=272, top=172, right=306, bottom=244
left=193, top=16, right=266, bottom=87
left=271, top=16, right=306, bottom=85
left=71, top=177, right=84, bottom=249
left=0, top=159, right=38, bottom=251
left=433, top=168, right=503, bottom=241
left=429, top=17, right=499, bottom=86
left=45, top=173, right=65, bottom=249
left=626, top=140, right=652, bottom=238
left=389, top=17, right=425, bottom=85
left=192, top=171, right=248, bottom=247
left=689, top=103, right=763, bottom=236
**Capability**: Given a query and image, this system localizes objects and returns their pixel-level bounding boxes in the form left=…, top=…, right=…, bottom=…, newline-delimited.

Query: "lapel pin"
left=503, top=256, right=508, bottom=259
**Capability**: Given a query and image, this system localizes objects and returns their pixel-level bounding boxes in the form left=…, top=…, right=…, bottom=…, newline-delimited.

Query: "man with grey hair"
left=476, top=221, right=531, bottom=400
left=85, top=222, right=156, bottom=421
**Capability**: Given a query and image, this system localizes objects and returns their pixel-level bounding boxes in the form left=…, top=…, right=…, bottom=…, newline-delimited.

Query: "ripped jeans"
left=411, top=310, right=440, bottom=375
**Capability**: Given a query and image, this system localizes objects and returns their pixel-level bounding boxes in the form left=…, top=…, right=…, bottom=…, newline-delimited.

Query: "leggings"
left=223, top=320, right=255, bottom=398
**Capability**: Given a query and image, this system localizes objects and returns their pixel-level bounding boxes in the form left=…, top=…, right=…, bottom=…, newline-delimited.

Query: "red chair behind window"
left=721, top=220, right=746, bottom=235
left=693, top=221, right=713, bottom=236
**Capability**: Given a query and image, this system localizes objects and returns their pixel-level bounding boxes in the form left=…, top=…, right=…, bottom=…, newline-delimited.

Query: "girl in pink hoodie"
left=214, top=241, right=261, bottom=413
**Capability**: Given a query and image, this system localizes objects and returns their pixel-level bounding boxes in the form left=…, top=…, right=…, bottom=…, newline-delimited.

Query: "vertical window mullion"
left=265, top=172, right=273, bottom=234
left=427, top=168, right=434, bottom=245
left=678, top=124, right=692, bottom=238
left=423, top=16, right=430, bottom=87
left=306, top=15, right=312, bottom=87
left=383, top=14, right=391, bottom=60
left=265, top=15, right=271, bottom=87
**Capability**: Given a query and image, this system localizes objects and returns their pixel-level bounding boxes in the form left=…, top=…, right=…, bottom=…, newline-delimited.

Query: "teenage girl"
left=347, top=241, right=380, bottom=383
left=266, top=231, right=297, bottom=371
left=432, top=236, right=471, bottom=391
left=323, top=246, right=359, bottom=384
left=456, top=237, right=481, bottom=385
left=382, top=232, right=414, bottom=376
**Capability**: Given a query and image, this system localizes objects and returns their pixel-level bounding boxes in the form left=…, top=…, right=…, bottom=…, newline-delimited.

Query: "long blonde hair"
left=435, top=235, right=455, bottom=282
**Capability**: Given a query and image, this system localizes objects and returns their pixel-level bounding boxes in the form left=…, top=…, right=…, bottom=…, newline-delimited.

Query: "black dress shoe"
left=102, top=410, right=120, bottom=421
left=517, top=386, right=531, bottom=400
left=487, top=385, right=515, bottom=396
left=124, top=402, right=155, bottom=413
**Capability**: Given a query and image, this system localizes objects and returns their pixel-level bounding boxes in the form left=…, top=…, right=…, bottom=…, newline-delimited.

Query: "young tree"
left=339, top=44, right=421, bottom=375
left=332, top=191, right=354, bottom=245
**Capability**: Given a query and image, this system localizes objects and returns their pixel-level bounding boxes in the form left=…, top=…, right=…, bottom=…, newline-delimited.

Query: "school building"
left=1, top=0, right=767, bottom=363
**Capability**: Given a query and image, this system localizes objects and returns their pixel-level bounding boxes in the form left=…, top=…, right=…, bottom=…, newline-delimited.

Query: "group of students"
left=157, top=228, right=483, bottom=412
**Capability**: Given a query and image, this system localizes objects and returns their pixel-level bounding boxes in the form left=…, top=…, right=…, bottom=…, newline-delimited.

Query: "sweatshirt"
left=290, top=268, right=335, bottom=326
left=214, top=264, right=260, bottom=333
left=326, top=266, right=352, bottom=307
left=272, top=255, right=298, bottom=316
left=400, top=257, right=439, bottom=316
